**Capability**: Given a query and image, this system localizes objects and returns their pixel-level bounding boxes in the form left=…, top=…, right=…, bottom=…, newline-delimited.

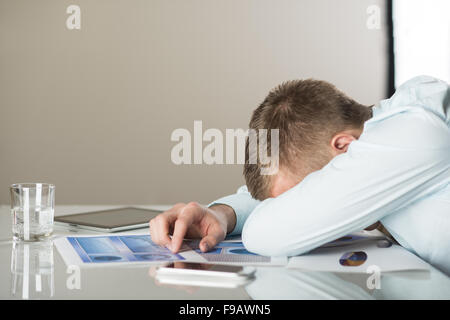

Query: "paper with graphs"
left=54, top=234, right=287, bottom=267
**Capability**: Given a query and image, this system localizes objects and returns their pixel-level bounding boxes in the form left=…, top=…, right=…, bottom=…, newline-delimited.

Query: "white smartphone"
left=156, top=262, right=255, bottom=288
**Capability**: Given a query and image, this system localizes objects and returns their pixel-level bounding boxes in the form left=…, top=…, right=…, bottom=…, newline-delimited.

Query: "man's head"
left=244, top=79, right=372, bottom=200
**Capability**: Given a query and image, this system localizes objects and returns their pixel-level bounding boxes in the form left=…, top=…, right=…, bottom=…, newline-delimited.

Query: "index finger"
left=170, top=216, right=195, bottom=253
left=170, top=203, right=206, bottom=253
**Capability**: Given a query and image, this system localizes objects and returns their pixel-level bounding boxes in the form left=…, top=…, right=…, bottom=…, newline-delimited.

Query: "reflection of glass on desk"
left=11, top=239, right=54, bottom=299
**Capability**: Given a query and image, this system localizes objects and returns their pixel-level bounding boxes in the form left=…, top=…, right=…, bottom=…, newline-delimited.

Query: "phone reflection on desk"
left=149, top=261, right=254, bottom=293
left=10, top=239, right=55, bottom=299
left=149, top=262, right=212, bottom=294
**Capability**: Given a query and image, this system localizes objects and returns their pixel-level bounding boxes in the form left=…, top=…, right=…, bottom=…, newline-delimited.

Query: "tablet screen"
left=54, top=207, right=162, bottom=229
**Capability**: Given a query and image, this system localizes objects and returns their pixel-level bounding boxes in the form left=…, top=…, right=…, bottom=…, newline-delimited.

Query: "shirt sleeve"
left=208, top=185, right=261, bottom=236
left=242, top=78, right=450, bottom=257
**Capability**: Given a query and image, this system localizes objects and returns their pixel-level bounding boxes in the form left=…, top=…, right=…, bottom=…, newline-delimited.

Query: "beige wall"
left=0, top=0, right=388, bottom=205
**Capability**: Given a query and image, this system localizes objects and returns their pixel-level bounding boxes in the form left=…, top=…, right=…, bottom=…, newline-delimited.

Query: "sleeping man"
left=149, top=75, right=450, bottom=274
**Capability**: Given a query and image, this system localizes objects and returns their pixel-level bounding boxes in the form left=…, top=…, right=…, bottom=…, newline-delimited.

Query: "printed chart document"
left=55, top=231, right=429, bottom=272
left=54, top=234, right=287, bottom=267
left=183, top=239, right=287, bottom=265
left=319, top=231, right=386, bottom=248
left=287, top=240, right=430, bottom=273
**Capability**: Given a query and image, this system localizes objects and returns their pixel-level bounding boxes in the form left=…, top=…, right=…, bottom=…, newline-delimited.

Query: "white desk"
left=0, top=205, right=449, bottom=300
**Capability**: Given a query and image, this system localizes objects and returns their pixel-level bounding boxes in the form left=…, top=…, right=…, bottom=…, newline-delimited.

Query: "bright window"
left=393, top=0, right=450, bottom=87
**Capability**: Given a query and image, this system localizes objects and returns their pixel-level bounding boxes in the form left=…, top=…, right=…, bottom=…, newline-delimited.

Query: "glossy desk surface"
left=0, top=205, right=449, bottom=300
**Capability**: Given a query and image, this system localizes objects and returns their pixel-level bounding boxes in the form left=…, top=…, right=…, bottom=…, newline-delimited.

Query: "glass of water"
left=10, top=183, right=55, bottom=241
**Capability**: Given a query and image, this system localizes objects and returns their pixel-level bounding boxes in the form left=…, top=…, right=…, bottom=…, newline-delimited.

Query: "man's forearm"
left=208, top=185, right=261, bottom=236
left=209, top=204, right=237, bottom=234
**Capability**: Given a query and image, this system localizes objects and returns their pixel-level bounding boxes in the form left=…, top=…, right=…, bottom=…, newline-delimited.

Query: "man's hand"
left=149, top=202, right=236, bottom=253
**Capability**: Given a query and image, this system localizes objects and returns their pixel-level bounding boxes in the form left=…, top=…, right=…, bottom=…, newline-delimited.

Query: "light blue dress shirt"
left=210, top=76, right=450, bottom=274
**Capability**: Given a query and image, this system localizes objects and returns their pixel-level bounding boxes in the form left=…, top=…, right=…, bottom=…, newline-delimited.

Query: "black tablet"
left=54, top=207, right=162, bottom=232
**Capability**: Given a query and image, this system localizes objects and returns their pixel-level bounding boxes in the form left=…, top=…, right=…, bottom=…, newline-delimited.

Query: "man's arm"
left=208, top=204, right=237, bottom=234
left=208, top=185, right=261, bottom=236
left=242, top=108, right=450, bottom=257
left=149, top=187, right=260, bottom=253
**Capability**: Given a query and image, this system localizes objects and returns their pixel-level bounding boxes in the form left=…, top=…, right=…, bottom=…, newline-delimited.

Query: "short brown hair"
left=244, top=79, right=371, bottom=200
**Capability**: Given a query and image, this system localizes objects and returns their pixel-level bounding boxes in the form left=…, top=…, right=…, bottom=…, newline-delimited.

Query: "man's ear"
left=330, top=131, right=358, bottom=154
